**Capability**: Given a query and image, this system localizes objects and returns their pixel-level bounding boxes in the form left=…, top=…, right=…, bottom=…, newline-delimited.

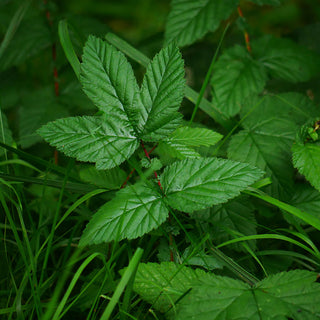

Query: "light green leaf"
left=140, top=43, right=185, bottom=141
left=37, top=115, right=139, bottom=170
left=176, top=270, right=320, bottom=319
left=211, top=45, right=268, bottom=117
left=166, top=126, right=223, bottom=147
left=133, top=262, right=206, bottom=313
left=158, top=141, right=200, bottom=160
left=80, top=35, right=141, bottom=133
left=292, top=142, right=320, bottom=192
left=165, top=0, right=239, bottom=47
left=79, top=183, right=168, bottom=245
left=0, top=109, right=13, bottom=156
left=228, top=93, right=317, bottom=199
left=161, top=157, right=264, bottom=213
left=79, top=165, right=127, bottom=190
left=252, top=35, right=320, bottom=83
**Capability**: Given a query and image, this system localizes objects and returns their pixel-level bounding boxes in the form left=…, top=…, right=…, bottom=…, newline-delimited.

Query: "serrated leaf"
left=197, top=198, right=257, bottom=251
left=158, top=141, right=200, bottom=160
left=79, top=165, right=127, bottom=189
left=37, top=115, right=139, bottom=170
left=80, top=35, right=142, bottom=133
left=292, top=142, right=320, bottom=192
left=79, top=183, right=168, bottom=245
left=140, top=44, right=185, bottom=141
left=161, top=157, right=264, bottom=213
left=133, top=262, right=206, bottom=313
left=211, top=45, right=268, bottom=117
left=167, top=126, right=223, bottom=147
left=0, top=109, right=13, bottom=156
left=228, top=93, right=318, bottom=199
left=252, top=35, right=320, bottom=83
left=176, top=270, right=320, bottom=319
left=165, top=0, right=239, bottom=47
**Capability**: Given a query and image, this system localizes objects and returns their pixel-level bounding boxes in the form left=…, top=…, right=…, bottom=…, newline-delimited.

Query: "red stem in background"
left=237, top=6, right=252, bottom=53
left=43, top=0, right=59, bottom=164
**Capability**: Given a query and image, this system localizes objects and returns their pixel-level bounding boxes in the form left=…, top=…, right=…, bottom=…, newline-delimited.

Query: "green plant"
left=1, top=0, right=320, bottom=319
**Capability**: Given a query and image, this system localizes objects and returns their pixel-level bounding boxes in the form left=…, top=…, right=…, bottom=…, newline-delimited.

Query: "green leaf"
left=79, top=183, right=168, bottom=245
left=228, top=93, right=317, bottom=199
left=37, top=115, right=139, bottom=170
left=19, top=88, right=69, bottom=148
left=176, top=270, right=320, bottom=319
left=79, top=166, right=127, bottom=190
left=161, top=157, right=264, bottom=213
left=80, top=35, right=141, bottom=133
left=252, top=35, right=320, bottom=83
left=0, top=109, right=13, bottom=156
left=211, top=45, right=268, bottom=117
left=165, top=0, right=239, bottom=47
left=166, top=126, right=223, bottom=147
left=292, top=142, right=320, bottom=192
left=140, top=43, right=185, bottom=141
left=133, top=262, right=206, bottom=313
left=196, top=198, right=257, bottom=251
left=158, top=141, right=200, bottom=160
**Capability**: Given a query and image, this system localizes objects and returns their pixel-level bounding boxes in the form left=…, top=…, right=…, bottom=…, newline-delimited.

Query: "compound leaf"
left=37, top=115, right=139, bottom=170
left=161, top=157, right=264, bottom=213
left=79, top=183, right=168, bottom=245
left=211, top=45, right=267, bottom=117
left=80, top=35, right=141, bottom=133
left=165, top=0, right=239, bottom=47
left=292, top=142, right=320, bottom=192
left=140, top=43, right=185, bottom=141
left=176, top=270, right=320, bottom=319
left=158, top=141, right=200, bottom=160
left=133, top=262, right=206, bottom=313
left=252, top=35, right=320, bottom=83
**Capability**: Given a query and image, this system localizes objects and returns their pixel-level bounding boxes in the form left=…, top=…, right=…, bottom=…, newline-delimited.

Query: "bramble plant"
left=1, top=0, right=320, bottom=319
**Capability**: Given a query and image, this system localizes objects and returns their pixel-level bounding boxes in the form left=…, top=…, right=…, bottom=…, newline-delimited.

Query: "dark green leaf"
left=211, top=45, right=267, bottom=117
left=79, top=183, right=168, bottom=245
left=0, top=109, right=13, bottom=156
left=165, top=0, right=239, bottom=47
left=161, top=157, right=264, bottom=213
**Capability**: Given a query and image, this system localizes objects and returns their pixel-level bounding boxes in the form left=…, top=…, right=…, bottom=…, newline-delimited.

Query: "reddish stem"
left=237, top=7, right=252, bottom=53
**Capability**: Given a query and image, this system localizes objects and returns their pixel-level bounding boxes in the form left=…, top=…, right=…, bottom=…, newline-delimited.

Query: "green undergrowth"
left=1, top=0, right=320, bottom=319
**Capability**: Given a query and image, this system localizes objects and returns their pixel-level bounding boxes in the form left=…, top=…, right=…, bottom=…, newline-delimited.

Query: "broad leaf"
left=228, top=93, right=318, bottom=199
left=165, top=0, right=239, bottom=47
left=161, top=157, right=264, bottom=213
left=79, top=165, right=127, bottom=189
left=79, top=183, right=168, bottom=245
left=292, top=142, right=320, bottom=192
left=176, top=270, right=320, bottom=319
left=37, top=115, right=139, bottom=170
left=80, top=35, right=141, bottom=133
left=140, top=43, right=185, bottom=141
left=211, top=45, right=268, bottom=117
left=157, top=141, right=200, bottom=160
left=166, top=126, right=223, bottom=147
left=252, top=35, right=320, bottom=83
left=133, top=262, right=206, bottom=313
left=196, top=198, right=257, bottom=251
